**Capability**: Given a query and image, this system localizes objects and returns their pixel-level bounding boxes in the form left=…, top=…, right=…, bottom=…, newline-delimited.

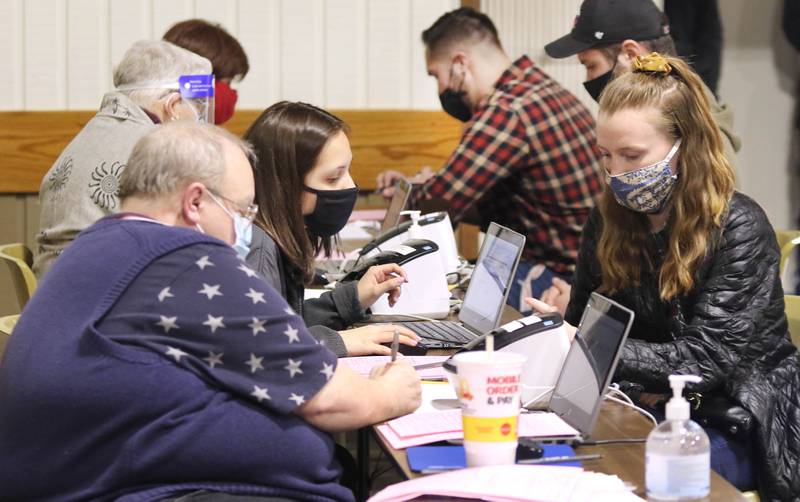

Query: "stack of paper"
left=368, top=464, right=643, bottom=502
left=339, top=355, right=450, bottom=380
left=376, top=408, right=580, bottom=449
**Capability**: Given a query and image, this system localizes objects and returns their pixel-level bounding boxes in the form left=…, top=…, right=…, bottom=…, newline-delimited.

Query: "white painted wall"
left=484, top=0, right=797, bottom=230
left=483, top=0, right=596, bottom=115
left=0, top=0, right=458, bottom=111
left=718, top=0, right=798, bottom=230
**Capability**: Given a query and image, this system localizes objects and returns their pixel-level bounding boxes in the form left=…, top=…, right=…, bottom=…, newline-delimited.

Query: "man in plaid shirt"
left=378, top=7, right=603, bottom=312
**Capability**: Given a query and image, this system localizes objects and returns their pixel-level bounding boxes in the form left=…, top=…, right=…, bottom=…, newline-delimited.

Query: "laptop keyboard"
left=400, top=321, right=478, bottom=346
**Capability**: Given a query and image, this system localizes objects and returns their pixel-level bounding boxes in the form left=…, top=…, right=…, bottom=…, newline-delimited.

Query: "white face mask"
left=197, top=191, right=254, bottom=259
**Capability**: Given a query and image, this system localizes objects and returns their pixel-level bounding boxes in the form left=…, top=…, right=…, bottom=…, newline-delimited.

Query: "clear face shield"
left=178, top=74, right=215, bottom=124
left=116, top=73, right=215, bottom=123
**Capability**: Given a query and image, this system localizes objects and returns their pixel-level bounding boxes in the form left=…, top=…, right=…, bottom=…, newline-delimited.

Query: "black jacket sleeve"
left=615, top=197, right=784, bottom=393
left=303, top=281, right=368, bottom=331
left=565, top=209, right=602, bottom=327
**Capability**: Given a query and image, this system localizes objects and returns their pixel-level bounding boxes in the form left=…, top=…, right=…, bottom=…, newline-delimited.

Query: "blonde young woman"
left=529, top=54, right=800, bottom=499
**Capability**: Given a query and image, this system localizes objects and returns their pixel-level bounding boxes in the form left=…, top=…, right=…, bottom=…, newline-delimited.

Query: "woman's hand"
left=540, top=277, right=572, bottom=316
left=524, top=297, right=577, bottom=342
left=356, top=263, right=407, bottom=308
left=339, top=324, right=421, bottom=356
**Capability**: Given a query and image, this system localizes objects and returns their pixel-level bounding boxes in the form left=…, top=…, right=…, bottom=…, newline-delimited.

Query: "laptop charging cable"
left=602, top=383, right=658, bottom=428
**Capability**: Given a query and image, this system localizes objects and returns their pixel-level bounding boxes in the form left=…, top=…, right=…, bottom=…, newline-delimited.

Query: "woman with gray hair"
left=33, top=39, right=211, bottom=278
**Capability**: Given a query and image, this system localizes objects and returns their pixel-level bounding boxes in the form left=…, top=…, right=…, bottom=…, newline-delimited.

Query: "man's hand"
left=376, top=170, right=405, bottom=199
left=339, top=324, right=421, bottom=356
left=376, top=167, right=435, bottom=199
left=356, top=263, right=407, bottom=308
left=540, top=277, right=572, bottom=316
left=524, top=297, right=577, bottom=342
left=369, top=361, right=422, bottom=417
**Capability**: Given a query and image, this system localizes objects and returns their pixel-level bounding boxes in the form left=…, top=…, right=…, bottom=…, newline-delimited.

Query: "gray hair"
left=113, top=40, right=212, bottom=110
left=119, top=122, right=255, bottom=200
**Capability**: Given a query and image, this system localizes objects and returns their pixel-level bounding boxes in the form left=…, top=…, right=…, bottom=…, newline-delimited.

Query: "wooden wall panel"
left=0, top=109, right=463, bottom=193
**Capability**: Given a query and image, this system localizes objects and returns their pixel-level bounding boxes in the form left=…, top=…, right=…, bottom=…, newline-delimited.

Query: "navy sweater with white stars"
left=0, top=214, right=352, bottom=502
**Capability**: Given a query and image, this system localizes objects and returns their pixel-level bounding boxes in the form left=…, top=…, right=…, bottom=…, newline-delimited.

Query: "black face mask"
left=583, top=67, right=613, bottom=103
left=439, top=64, right=472, bottom=122
left=303, top=186, right=358, bottom=238
left=439, top=89, right=472, bottom=122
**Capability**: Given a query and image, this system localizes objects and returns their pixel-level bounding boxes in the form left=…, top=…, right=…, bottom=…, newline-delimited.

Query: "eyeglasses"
left=207, top=189, right=258, bottom=223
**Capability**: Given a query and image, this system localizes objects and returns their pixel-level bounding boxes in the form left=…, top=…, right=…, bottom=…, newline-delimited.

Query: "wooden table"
left=353, top=294, right=745, bottom=501
left=372, top=399, right=746, bottom=501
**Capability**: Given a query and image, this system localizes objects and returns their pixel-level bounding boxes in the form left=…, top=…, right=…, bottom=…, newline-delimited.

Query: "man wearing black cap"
left=545, top=0, right=740, bottom=160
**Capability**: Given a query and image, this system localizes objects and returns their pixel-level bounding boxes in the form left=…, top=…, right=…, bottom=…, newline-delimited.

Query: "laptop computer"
left=401, top=222, right=525, bottom=348
left=526, top=292, right=635, bottom=444
left=379, top=177, right=412, bottom=235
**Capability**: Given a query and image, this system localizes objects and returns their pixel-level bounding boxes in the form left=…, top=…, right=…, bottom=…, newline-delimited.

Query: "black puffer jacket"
left=565, top=192, right=800, bottom=501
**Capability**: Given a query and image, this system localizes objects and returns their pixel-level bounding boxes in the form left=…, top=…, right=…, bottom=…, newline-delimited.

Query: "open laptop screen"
left=548, top=293, right=634, bottom=436
left=379, top=178, right=412, bottom=234
left=458, top=223, right=525, bottom=335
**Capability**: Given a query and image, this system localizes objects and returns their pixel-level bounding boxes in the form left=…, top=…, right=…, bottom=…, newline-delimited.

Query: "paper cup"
left=449, top=351, right=527, bottom=466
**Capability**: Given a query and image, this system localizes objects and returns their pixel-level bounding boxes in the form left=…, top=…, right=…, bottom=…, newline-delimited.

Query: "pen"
left=517, top=453, right=602, bottom=465
left=412, top=361, right=445, bottom=370
left=419, top=466, right=459, bottom=473
left=391, top=326, right=400, bottom=362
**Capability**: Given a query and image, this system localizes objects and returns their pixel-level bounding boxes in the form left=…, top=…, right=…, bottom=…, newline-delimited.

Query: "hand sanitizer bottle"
left=400, top=210, right=423, bottom=240
left=645, top=375, right=710, bottom=500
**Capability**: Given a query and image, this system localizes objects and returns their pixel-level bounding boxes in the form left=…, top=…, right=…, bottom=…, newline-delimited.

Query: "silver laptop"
left=529, top=292, right=635, bottom=444
left=401, top=222, right=525, bottom=348
left=379, top=178, right=412, bottom=234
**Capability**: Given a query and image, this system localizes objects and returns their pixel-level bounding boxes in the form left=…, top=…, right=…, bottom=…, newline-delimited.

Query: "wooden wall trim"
left=0, top=109, right=462, bottom=194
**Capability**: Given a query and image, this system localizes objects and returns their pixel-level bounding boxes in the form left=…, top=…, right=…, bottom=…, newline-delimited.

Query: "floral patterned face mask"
left=606, top=139, right=681, bottom=214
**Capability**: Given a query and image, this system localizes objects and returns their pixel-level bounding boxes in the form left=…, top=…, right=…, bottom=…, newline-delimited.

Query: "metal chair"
left=0, top=243, right=36, bottom=309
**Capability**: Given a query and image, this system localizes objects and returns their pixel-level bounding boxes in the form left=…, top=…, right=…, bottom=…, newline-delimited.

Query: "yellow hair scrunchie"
left=632, top=52, right=672, bottom=75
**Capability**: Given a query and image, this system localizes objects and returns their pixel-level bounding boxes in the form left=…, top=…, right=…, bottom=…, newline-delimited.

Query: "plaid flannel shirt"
left=411, top=56, right=602, bottom=275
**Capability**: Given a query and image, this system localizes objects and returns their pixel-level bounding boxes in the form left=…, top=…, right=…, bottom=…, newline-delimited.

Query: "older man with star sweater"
left=0, top=123, right=421, bottom=501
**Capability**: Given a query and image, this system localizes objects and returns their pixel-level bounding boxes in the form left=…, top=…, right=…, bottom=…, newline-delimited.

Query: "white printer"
left=342, top=238, right=451, bottom=319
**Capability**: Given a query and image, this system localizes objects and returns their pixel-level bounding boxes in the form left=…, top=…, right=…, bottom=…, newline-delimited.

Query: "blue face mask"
left=207, top=191, right=254, bottom=259
left=606, top=139, right=681, bottom=214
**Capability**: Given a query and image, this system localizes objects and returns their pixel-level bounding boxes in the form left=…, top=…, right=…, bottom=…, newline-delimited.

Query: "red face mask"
left=214, top=80, right=238, bottom=124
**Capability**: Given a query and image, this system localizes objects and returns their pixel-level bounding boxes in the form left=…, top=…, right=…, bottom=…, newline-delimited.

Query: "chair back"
left=0, top=243, right=36, bottom=309
left=787, top=295, right=800, bottom=349
left=0, top=314, right=17, bottom=361
left=777, top=230, right=800, bottom=277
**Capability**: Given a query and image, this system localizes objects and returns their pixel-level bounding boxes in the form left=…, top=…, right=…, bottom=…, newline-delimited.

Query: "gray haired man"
left=33, top=40, right=212, bottom=277
left=0, top=122, right=421, bottom=500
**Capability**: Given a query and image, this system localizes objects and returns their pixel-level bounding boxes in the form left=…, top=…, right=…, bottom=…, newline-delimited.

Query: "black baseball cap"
left=545, top=0, right=670, bottom=59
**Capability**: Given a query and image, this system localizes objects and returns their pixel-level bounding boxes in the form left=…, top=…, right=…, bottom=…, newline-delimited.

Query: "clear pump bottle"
left=645, top=375, right=710, bottom=501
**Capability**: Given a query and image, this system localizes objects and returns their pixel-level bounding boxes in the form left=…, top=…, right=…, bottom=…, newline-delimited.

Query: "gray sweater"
left=34, top=92, right=157, bottom=277
left=245, top=225, right=367, bottom=357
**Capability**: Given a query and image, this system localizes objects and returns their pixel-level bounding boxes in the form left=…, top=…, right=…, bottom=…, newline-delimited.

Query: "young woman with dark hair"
left=244, top=101, right=419, bottom=357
